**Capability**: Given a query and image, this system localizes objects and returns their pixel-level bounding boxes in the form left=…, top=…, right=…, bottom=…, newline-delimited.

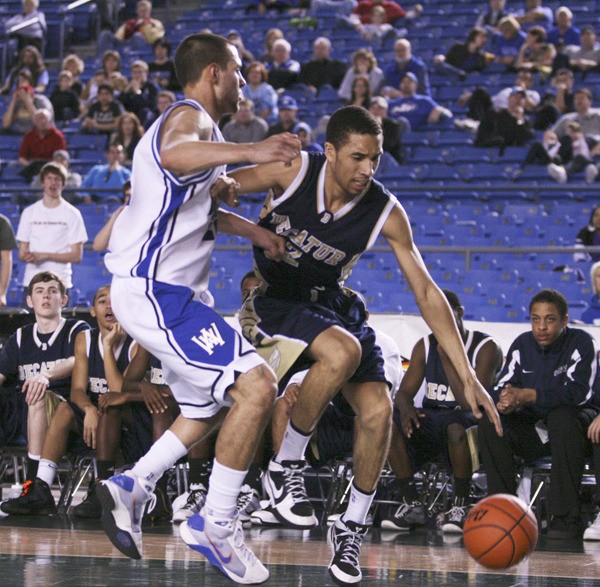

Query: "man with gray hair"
left=222, top=99, right=268, bottom=143
left=299, top=37, right=348, bottom=92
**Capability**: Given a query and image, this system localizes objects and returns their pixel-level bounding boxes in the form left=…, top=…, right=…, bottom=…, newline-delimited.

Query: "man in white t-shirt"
left=16, top=162, right=88, bottom=303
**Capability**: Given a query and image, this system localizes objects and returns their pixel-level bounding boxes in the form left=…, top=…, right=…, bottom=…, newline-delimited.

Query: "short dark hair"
left=325, top=106, right=382, bottom=150
left=442, top=289, right=462, bottom=311
left=153, top=38, right=172, bottom=55
left=93, top=285, right=111, bottom=305
left=174, top=33, right=232, bottom=89
left=28, top=271, right=66, bottom=296
left=240, top=269, right=258, bottom=289
left=529, top=288, right=568, bottom=318
left=575, top=87, right=593, bottom=101
left=97, top=82, right=114, bottom=95
left=40, top=162, right=67, bottom=185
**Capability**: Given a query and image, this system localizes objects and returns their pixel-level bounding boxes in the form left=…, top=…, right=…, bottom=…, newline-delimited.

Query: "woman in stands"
left=112, top=112, right=144, bottom=165
left=338, top=48, right=384, bottom=102
left=0, top=45, right=48, bottom=95
left=346, top=75, right=372, bottom=108
left=61, top=54, right=85, bottom=97
left=242, top=61, right=279, bottom=122
left=515, top=25, right=556, bottom=80
left=82, top=50, right=121, bottom=105
left=581, top=261, right=600, bottom=324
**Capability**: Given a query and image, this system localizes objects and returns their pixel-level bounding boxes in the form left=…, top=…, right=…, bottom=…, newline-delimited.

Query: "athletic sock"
left=131, top=430, right=187, bottom=483
left=36, top=459, right=58, bottom=487
left=96, top=460, right=115, bottom=481
left=26, top=454, right=40, bottom=481
left=275, top=421, right=312, bottom=463
left=341, top=482, right=375, bottom=526
left=188, top=456, right=213, bottom=487
left=205, top=459, right=247, bottom=521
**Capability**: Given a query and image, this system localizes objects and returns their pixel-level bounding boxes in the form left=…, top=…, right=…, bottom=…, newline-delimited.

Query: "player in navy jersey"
left=228, top=106, right=502, bottom=585
left=384, top=290, right=503, bottom=534
left=97, top=32, right=300, bottom=584
left=0, top=271, right=89, bottom=490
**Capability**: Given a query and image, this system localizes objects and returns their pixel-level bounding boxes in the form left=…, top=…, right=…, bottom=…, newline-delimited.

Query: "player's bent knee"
left=358, top=393, right=393, bottom=434
left=447, top=423, right=468, bottom=445
left=324, top=334, right=362, bottom=376
left=235, top=364, right=277, bottom=407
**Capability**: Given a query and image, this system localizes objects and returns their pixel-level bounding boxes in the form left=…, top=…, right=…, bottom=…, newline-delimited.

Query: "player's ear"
left=209, top=63, right=220, bottom=84
left=26, top=295, right=34, bottom=309
left=324, top=141, right=335, bottom=162
left=60, top=294, right=68, bottom=308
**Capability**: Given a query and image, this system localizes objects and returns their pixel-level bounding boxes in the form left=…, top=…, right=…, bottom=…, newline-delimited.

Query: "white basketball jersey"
left=105, top=99, right=225, bottom=295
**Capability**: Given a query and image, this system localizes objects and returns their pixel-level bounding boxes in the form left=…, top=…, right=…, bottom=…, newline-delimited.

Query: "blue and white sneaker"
left=180, top=509, right=269, bottom=584
left=97, top=471, right=154, bottom=560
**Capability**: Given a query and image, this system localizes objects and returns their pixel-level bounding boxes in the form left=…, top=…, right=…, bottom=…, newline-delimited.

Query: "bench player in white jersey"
left=96, top=32, right=301, bottom=585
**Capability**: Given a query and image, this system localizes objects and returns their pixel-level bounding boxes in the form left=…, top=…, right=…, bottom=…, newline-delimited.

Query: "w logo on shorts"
left=191, top=323, right=226, bottom=356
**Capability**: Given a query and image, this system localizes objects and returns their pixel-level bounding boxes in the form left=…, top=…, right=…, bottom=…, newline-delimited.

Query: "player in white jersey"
left=97, top=32, right=301, bottom=585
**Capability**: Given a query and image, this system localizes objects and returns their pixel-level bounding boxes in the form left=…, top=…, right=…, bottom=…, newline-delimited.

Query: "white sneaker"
left=327, top=517, right=369, bottom=585
left=584, top=512, right=600, bottom=541
left=180, top=509, right=269, bottom=584
left=172, top=484, right=207, bottom=524
left=250, top=501, right=280, bottom=526
left=0, top=484, right=23, bottom=518
left=547, top=163, right=567, bottom=183
left=586, top=163, right=599, bottom=184
left=236, top=484, right=261, bottom=525
left=97, top=471, right=154, bottom=559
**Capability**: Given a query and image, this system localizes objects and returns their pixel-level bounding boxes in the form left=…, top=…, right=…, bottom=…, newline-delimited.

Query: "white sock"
left=275, top=422, right=312, bottom=463
left=205, top=459, right=247, bottom=521
left=37, top=459, right=57, bottom=486
left=131, top=430, right=187, bottom=483
left=342, top=482, right=375, bottom=526
left=28, top=453, right=40, bottom=461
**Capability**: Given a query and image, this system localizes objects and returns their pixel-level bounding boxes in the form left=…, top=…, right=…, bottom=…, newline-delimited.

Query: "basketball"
left=463, top=494, right=538, bottom=569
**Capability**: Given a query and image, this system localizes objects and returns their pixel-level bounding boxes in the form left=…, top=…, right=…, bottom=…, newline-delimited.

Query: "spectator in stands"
left=547, top=6, right=580, bottom=50
left=338, top=48, right=385, bottom=102
left=475, top=87, right=534, bottom=151
left=222, top=99, right=268, bottom=144
left=346, top=75, right=372, bottom=107
left=243, top=61, right=279, bottom=122
left=61, top=54, right=85, bottom=97
left=111, top=112, right=144, bottom=165
left=299, top=37, right=348, bottom=94
left=574, top=205, right=600, bottom=263
left=369, top=95, right=404, bottom=163
left=266, top=95, right=300, bottom=137
left=148, top=38, right=181, bottom=93
left=545, top=121, right=598, bottom=183
left=98, top=0, right=165, bottom=56
left=382, top=290, right=502, bottom=534
left=16, top=163, right=87, bottom=298
left=82, top=50, right=121, bottom=105
left=92, top=180, right=131, bottom=252
left=226, top=30, right=255, bottom=71
left=1, top=70, right=53, bottom=134
left=475, top=0, right=507, bottom=32
left=491, top=16, right=526, bottom=70
left=4, top=0, right=46, bottom=55
left=82, top=82, right=124, bottom=135
left=259, top=28, right=284, bottom=64
left=388, top=72, right=452, bottom=130
left=0, top=45, right=48, bottom=95
left=118, top=60, right=158, bottom=125
left=567, top=26, right=600, bottom=74
left=266, top=39, right=301, bottom=91
left=552, top=88, right=600, bottom=138
left=515, top=0, right=554, bottom=31
left=18, top=109, right=67, bottom=182
left=80, top=143, right=132, bottom=203
left=545, top=67, right=575, bottom=116
left=515, top=25, right=556, bottom=79
left=382, top=38, right=430, bottom=98
left=0, top=271, right=90, bottom=488
left=294, top=122, right=323, bottom=153
left=49, top=70, right=81, bottom=123
left=143, top=90, right=176, bottom=130
left=31, top=150, right=82, bottom=206
left=478, top=289, right=599, bottom=539
left=580, top=262, right=600, bottom=324
left=356, top=6, right=397, bottom=42
left=521, top=127, right=563, bottom=169
left=434, top=27, right=490, bottom=80
left=0, top=215, right=17, bottom=307
left=350, top=0, right=422, bottom=26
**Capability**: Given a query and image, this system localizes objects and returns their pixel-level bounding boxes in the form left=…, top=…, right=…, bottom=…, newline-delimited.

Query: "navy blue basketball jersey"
left=254, top=153, right=397, bottom=297
left=422, top=330, right=495, bottom=409
left=85, top=329, right=135, bottom=405
left=0, top=318, right=90, bottom=399
left=149, top=354, right=165, bottom=385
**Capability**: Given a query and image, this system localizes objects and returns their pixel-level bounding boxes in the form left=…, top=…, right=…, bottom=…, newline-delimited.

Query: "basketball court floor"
left=2, top=515, right=600, bottom=586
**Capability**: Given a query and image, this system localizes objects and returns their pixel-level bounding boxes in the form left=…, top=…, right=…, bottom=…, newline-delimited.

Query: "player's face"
left=241, top=276, right=260, bottom=302
left=530, top=302, right=568, bottom=347
left=91, top=287, right=117, bottom=329
left=27, top=280, right=67, bottom=318
left=325, top=132, right=383, bottom=197
left=219, top=46, right=246, bottom=114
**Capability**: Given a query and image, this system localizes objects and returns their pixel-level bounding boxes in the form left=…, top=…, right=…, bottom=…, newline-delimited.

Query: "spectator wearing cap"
left=49, top=70, right=81, bottom=123
left=242, top=61, right=279, bottom=123
left=388, top=72, right=451, bottom=130
left=222, top=99, right=268, bottom=143
left=226, top=30, right=255, bottom=70
left=547, top=6, right=580, bottom=50
left=82, top=82, right=124, bottom=135
left=338, top=48, right=385, bottom=102
left=294, top=122, right=323, bottom=153
left=382, top=39, right=430, bottom=98
left=31, top=150, right=82, bottom=205
left=299, top=37, right=348, bottom=93
left=148, top=38, right=181, bottom=93
left=267, top=95, right=300, bottom=137
left=266, top=39, right=301, bottom=91
left=369, top=96, right=404, bottom=163
left=567, top=26, right=600, bottom=74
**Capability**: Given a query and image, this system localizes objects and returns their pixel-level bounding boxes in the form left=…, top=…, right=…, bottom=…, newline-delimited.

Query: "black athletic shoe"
left=0, top=479, right=57, bottom=516
left=71, top=480, right=102, bottom=519
left=327, top=517, right=369, bottom=585
left=380, top=499, right=426, bottom=531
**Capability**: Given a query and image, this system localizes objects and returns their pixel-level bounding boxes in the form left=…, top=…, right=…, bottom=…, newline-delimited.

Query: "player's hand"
left=103, top=323, right=125, bottom=350
left=283, top=383, right=301, bottom=407
left=251, top=225, right=286, bottom=262
left=588, top=414, right=600, bottom=443
left=397, top=398, right=424, bottom=437
left=98, top=391, right=129, bottom=413
left=210, top=175, right=241, bottom=207
left=250, top=133, right=301, bottom=165
left=22, top=375, right=49, bottom=405
left=139, top=381, right=171, bottom=414
left=465, top=378, right=503, bottom=436
left=83, top=407, right=99, bottom=448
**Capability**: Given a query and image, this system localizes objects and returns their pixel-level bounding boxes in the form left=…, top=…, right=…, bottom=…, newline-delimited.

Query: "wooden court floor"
left=2, top=515, right=600, bottom=586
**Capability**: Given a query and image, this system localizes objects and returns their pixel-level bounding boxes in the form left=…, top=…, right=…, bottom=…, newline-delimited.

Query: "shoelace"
left=335, top=526, right=365, bottom=567
left=282, top=467, right=309, bottom=502
left=232, top=519, right=257, bottom=565
left=185, top=489, right=206, bottom=509
left=446, top=505, right=467, bottom=523
left=20, top=480, right=33, bottom=497
left=393, top=500, right=418, bottom=519
left=145, top=493, right=157, bottom=514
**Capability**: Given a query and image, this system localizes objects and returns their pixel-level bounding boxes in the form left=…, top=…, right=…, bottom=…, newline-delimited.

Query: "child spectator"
left=49, top=70, right=81, bottom=123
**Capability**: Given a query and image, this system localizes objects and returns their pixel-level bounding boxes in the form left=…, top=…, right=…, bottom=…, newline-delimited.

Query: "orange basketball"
left=463, top=494, right=538, bottom=569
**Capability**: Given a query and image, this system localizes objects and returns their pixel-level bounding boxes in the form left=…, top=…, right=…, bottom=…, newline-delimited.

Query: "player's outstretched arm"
left=382, top=204, right=503, bottom=436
